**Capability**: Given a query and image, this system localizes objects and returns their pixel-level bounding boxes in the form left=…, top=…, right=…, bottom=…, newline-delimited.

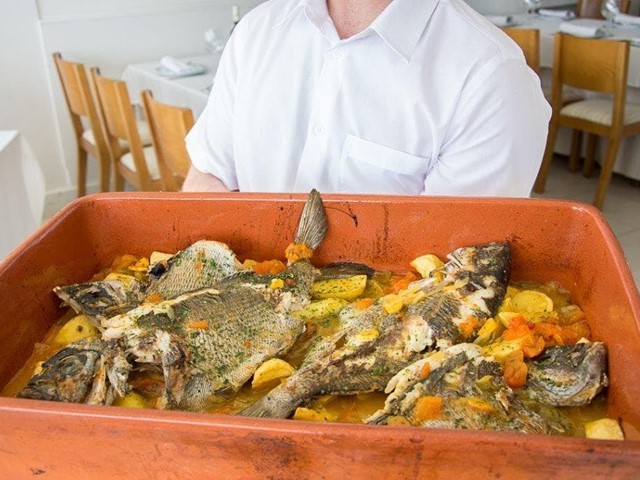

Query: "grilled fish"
left=404, top=242, right=510, bottom=348
left=367, top=344, right=571, bottom=435
left=240, top=243, right=511, bottom=419
left=53, top=273, right=146, bottom=323
left=19, top=190, right=328, bottom=411
left=145, top=240, right=240, bottom=300
left=522, top=340, right=608, bottom=407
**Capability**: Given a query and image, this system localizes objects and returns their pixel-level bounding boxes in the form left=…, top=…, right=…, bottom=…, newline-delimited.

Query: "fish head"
left=18, top=338, right=106, bottom=403
left=446, top=243, right=511, bottom=285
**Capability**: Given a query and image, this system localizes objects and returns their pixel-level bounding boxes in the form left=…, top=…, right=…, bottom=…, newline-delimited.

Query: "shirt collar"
left=370, top=0, right=438, bottom=62
left=273, top=0, right=438, bottom=62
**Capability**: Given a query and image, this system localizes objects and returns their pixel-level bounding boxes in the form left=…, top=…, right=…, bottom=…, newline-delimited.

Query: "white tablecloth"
left=511, top=14, right=640, bottom=180
left=0, top=131, right=45, bottom=260
left=121, top=54, right=220, bottom=119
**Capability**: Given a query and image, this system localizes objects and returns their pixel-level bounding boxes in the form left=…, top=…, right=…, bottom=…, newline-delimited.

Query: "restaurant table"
left=509, top=13, right=640, bottom=180
left=0, top=131, right=45, bottom=260
left=121, top=53, right=221, bottom=119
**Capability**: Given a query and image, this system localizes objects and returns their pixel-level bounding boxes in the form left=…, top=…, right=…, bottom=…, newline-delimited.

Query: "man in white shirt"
left=184, top=0, right=551, bottom=196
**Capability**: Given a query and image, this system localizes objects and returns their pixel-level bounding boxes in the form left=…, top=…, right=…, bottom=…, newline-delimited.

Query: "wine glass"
left=523, top=0, right=542, bottom=18
left=601, top=0, right=620, bottom=31
left=204, top=28, right=225, bottom=54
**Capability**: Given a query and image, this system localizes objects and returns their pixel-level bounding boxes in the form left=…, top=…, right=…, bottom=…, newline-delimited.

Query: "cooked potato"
left=114, top=391, right=147, bottom=409
left=382, top=294, right=404, bottom=314
left=311, top=275, right=368, bottom=300
left=252, top=358, right=295, bottom=389
left=584, top=418, right=624, bottom=440
left=362, top=279, right=385, bottom=299
left=150, top=251, right=174, bottom=266
left=292, top=298, right=348, bottom=321
left=53, top=315, right=99, bottom=346
left=482, top=338, right=524, bottom=362
left=410, top=254, right=444, bottom=279
left=293, top=407, right=336, bottom=422
left=511, top=290, right=554, bottom=314
left=474, top=318, right=502, bottom=346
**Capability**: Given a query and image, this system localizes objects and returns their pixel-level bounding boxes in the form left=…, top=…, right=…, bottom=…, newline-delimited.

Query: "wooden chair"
left=52, top=53, right=111, bottom=196
left=576, top=0, right=630, bottom=18
left=534, top=33, right=640, bottom=209
left=503, top=28, right=540, bottom=74
left=90, top=68, right=162, bottom=191
left=140, top=90, right=194, bottom=191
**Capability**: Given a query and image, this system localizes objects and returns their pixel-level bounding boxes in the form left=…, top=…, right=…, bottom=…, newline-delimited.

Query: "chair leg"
left=534, top=119, right=560, bottom=193
left=77, top=146, right=88, bottom=198
left=583, top=134, right=599, bottom=178
left=98, top=157, right=111, bottom=193
left=568, top=130, right=583, bottom=173
left=593, top=136, right=621, bottom=209
left=114, top=165, right=125, bottom=191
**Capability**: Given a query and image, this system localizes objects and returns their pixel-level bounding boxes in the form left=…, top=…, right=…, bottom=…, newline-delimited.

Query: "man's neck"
left=327, top=0, right=392, bottom=39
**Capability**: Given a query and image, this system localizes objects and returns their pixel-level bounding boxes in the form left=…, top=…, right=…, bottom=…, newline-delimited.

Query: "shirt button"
left=314, top=126, right=325, bottom=136
left=332, top=49, right=343, bottom=59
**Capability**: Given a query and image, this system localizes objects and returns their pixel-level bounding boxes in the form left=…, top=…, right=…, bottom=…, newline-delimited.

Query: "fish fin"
left=294, top=189, right=328, bottom=250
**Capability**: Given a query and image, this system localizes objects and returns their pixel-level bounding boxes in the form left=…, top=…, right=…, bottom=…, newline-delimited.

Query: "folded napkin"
left=614, top=13, right=640, bottom=27
left=559, top=19, right=605, bottom=38
left=486, top=15, right=513, bottom=27
left=160, top=56, right=192, bottom=74
left=538, top=8, right=576, bottom=20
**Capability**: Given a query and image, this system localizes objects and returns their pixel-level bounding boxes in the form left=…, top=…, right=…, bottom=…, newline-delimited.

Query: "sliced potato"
left=252, top=358, right=295, bottom=389
left=311, top=275, right=368, bottom=300
left=292, top=298, right=348, bottom=321
left=113, top=391, right=147, bottom=409
left=482, top=338, right=524, bottom=362
left=150, top=251, right=174, bottom=266
left=584, top=418, right=624, bottom=440
left=511, top=290, right=554, bottom=314
left=53, top=314, right=99, bottom=346
left=362, top=279, right=384, bottom=299
left=382, top=294, right=404, bottom=314
left=474, top=318, right=502, bottom=346
left=410, top=254, right=444, bottom=279
left=497, top=312, right=525, bottom=328
left=293, top=407, right=336, bottom=422
left=104, top=272, right=138, bottom=288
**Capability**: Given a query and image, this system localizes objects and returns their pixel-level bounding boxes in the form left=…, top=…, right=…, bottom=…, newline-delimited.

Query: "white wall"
left=1, top=0, right=263, bottom=201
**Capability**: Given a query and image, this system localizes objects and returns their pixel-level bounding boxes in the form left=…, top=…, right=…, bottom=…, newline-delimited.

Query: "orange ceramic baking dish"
left=0, top=192, right=638, bottom=479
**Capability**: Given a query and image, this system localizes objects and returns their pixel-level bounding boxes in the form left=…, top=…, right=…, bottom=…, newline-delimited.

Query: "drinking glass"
left=204, top=28, right=225, bottom=54
left=601, top=0, right=620, bottom=31
left=523, top=0, right=542, bottom=18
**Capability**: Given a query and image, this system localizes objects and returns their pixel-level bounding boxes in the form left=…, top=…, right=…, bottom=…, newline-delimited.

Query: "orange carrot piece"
left=144, top=294, right=164, bottom=304
left=354, top=298, right=375, bottom=310
left=188, top=320, right=209, bottom=330
left=559, top=319, right=591, bottom=345
left=503, top=351, right=528, bottom=389
left=413, top=396, right=443, bottom=423
left=285, top=243, right=313, bottom=264
left=386, top=272, right=419, bottom=294
left=420, top=363, right=432, bottom=379
left=251, top=259, right=287, bottom=275
left=503, top=317, right=534, bottom=341
left=459, top=317, right=481, bottom=339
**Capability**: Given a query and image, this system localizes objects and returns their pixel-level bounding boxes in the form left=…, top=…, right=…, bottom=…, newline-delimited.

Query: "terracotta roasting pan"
left=0, top=193, right=639, bottom=479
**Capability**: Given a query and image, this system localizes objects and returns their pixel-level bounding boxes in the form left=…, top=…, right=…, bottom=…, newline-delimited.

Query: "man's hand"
left=181, top=166, right=232, bottom=192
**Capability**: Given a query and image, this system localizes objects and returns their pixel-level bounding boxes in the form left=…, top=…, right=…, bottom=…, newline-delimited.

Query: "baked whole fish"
left=241, top=243, right=511, bottom=419
left=19, top=190, right=328, bottom=411
left=367, top=343, right=572, bottom=435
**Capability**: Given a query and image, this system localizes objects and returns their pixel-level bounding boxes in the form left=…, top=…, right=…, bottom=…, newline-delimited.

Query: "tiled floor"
left=532, top=155, right=640, bottom=288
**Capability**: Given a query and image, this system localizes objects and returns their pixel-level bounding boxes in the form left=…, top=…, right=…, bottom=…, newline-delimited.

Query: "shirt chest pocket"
left=339, top=135, right=430, bottom=194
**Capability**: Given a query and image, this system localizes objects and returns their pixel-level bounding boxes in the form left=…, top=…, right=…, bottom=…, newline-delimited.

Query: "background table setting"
left=121, top=53, right=221, bottom=119
left=487, top=5, right=640, bottom=181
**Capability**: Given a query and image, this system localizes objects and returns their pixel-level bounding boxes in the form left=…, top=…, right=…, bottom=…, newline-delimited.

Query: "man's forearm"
left=181, top=166, right=232, bottom=192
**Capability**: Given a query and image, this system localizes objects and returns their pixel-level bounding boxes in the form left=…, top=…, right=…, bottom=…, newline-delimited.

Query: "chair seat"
left=560, top=99, right=640, bottom=126
left=120, top=146, right=161, bottom=180
left=82, top=120, right=152, bottom=149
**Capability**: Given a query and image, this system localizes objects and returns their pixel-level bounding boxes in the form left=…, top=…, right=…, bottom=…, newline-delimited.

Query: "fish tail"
left=293, top=189, right=328, bottom=250
left=240, top=385, right=300, bottom=419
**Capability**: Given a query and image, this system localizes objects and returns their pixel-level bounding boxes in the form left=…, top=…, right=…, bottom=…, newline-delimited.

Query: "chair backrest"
left=52, top=52, right=109, bottom=154
left=576, top=0, right=630, bottom=18
left=549, top=33, right=629, bottom=128
left=89, top=67, right=154, bottom=190
left=140, top=90, right=194, bottom=191
left=502, top=27, right=540, bottom=74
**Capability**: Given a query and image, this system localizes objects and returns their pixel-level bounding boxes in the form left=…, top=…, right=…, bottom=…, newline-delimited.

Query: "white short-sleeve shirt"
left=186, top=0, right=551, bottom=196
